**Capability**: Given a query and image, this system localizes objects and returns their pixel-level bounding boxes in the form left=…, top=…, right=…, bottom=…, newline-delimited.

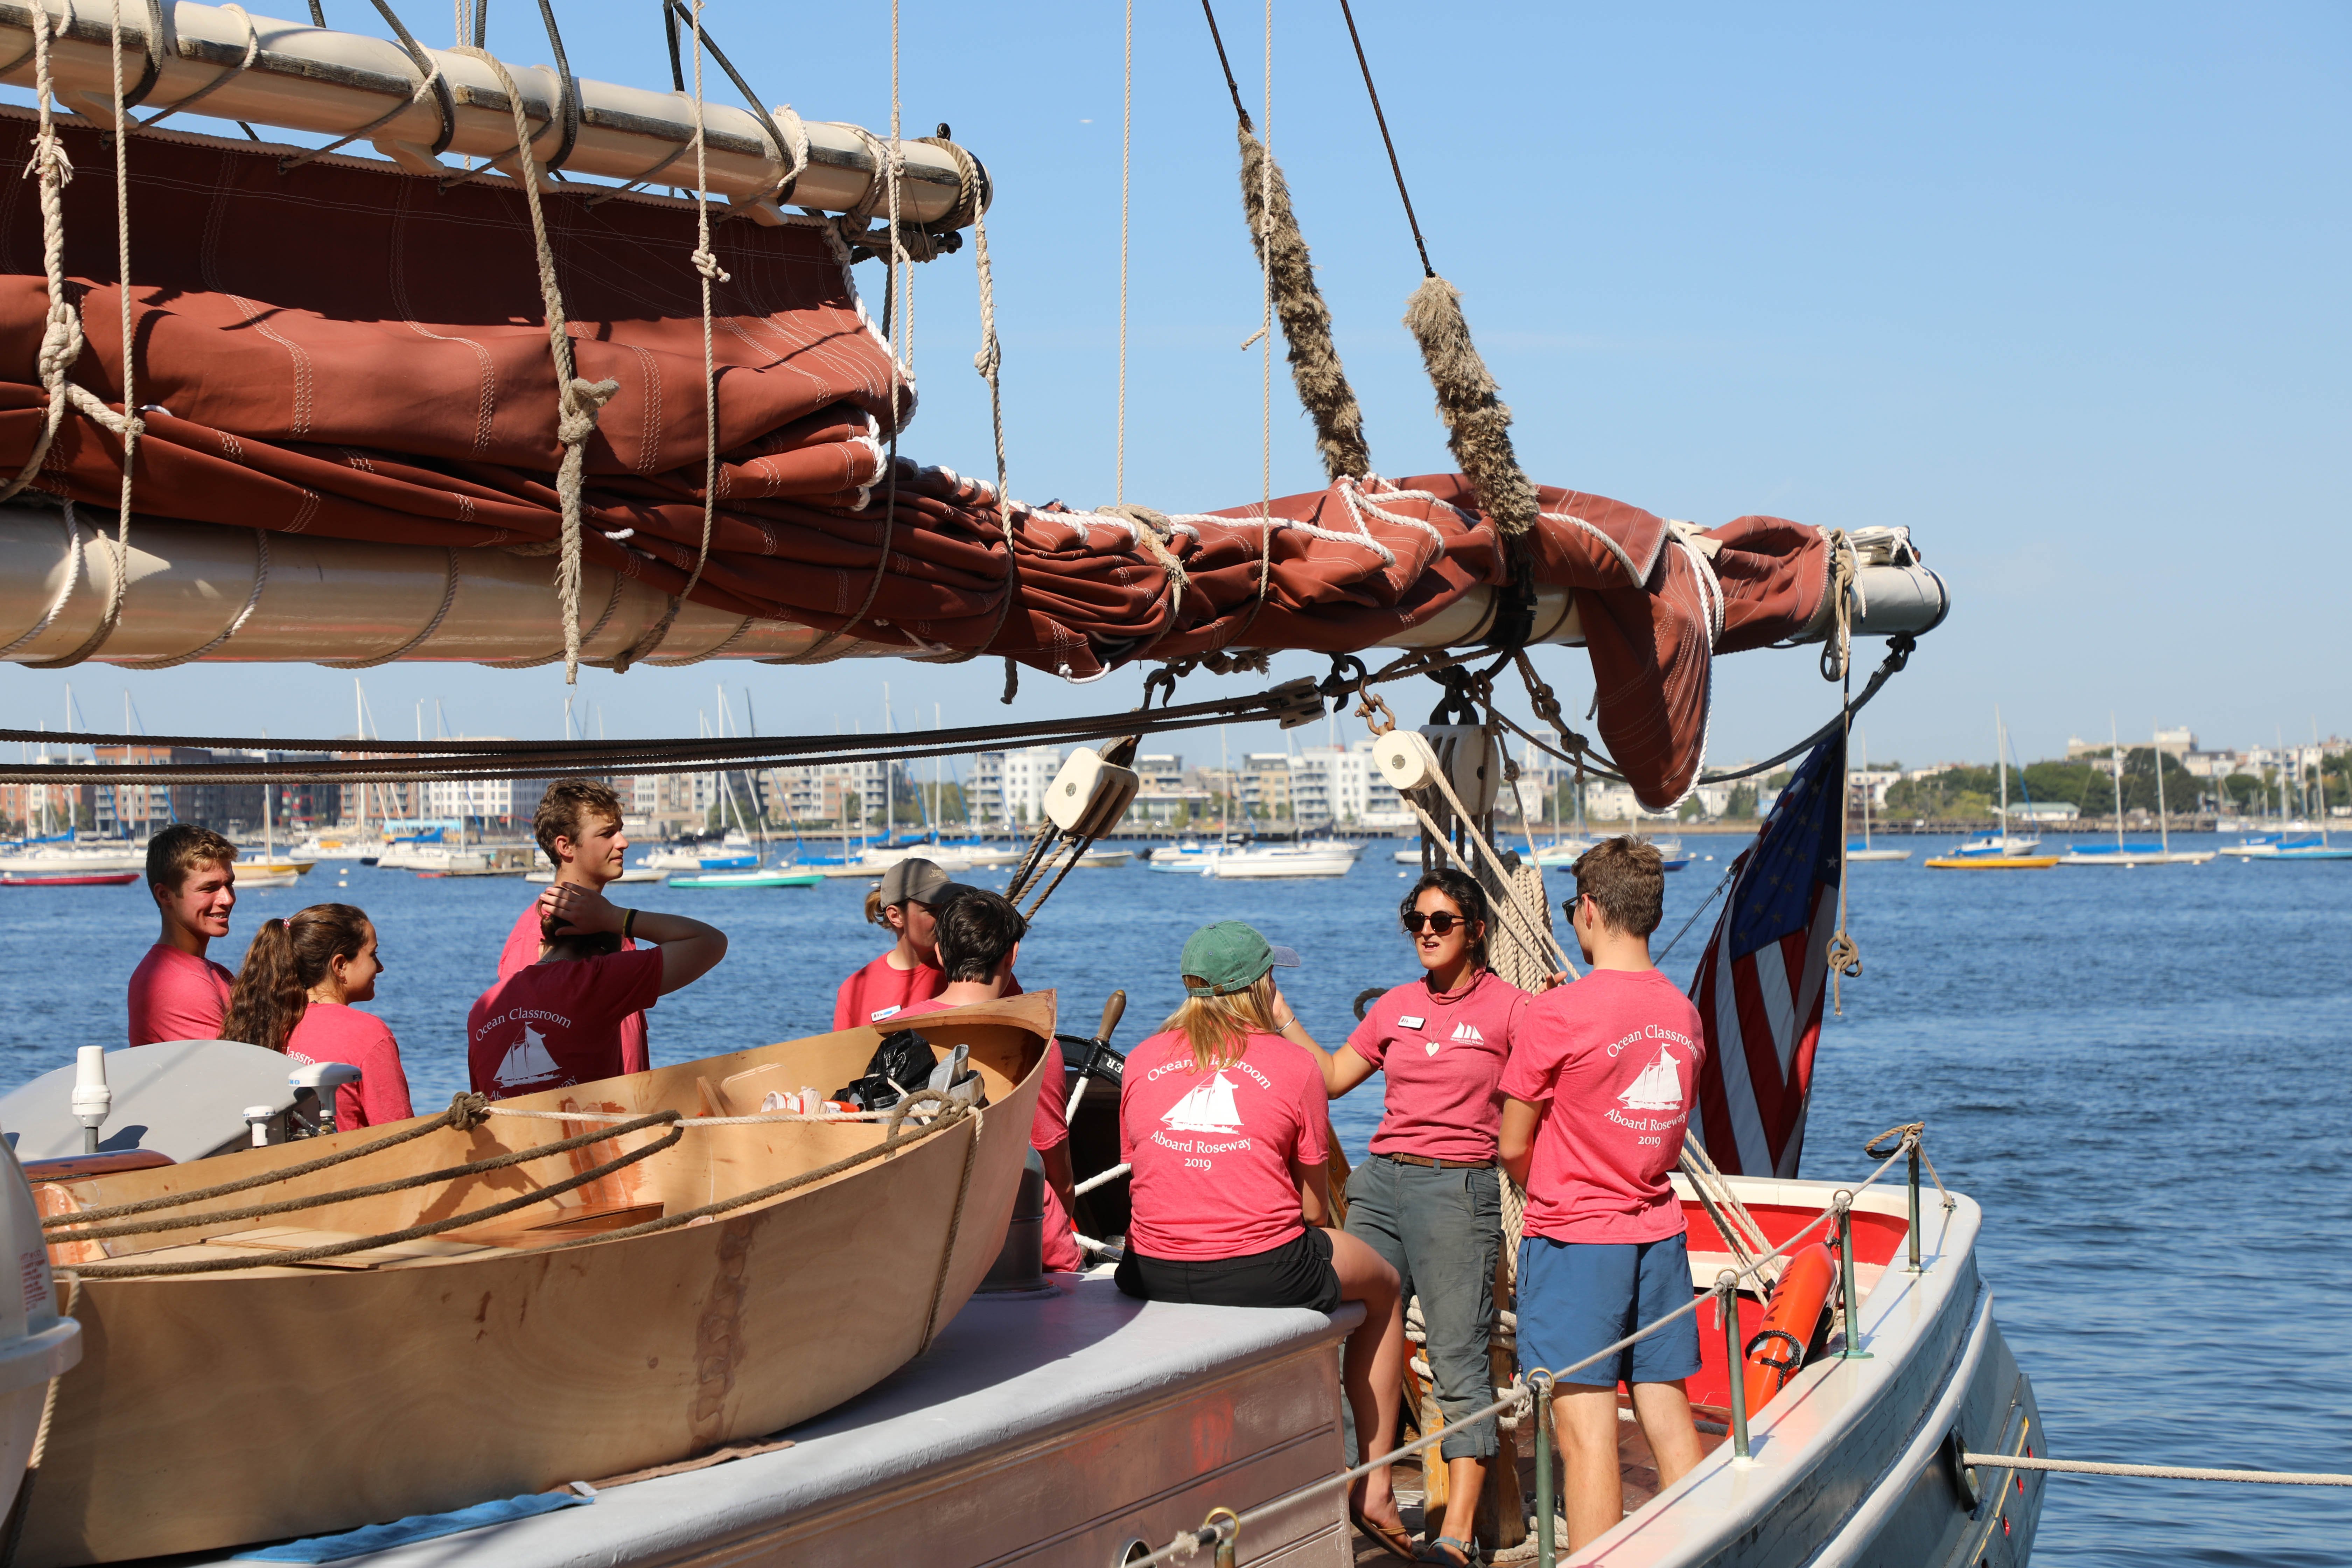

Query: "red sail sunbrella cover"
left=0, top=115, right=1828, bottom=808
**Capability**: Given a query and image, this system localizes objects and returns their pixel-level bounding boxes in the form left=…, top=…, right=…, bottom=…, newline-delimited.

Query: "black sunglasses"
left=1401, top=911, right=1469, bottom=936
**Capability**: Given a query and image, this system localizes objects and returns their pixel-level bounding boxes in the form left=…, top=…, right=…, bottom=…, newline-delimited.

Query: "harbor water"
left=1, top=836, right=2344, bottom=1566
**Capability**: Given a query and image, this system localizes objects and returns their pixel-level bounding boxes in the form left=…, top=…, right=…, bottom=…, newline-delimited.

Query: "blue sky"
left=1, top=1, right=2344, bottom=772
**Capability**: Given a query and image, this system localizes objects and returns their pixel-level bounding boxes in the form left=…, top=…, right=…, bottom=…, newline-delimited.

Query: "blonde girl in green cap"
left=1115, top=921, right=1415, bottom=1559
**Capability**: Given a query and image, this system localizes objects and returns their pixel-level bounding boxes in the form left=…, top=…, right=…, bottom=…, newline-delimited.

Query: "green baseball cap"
left=1180, top=920, right=1301, bottom=999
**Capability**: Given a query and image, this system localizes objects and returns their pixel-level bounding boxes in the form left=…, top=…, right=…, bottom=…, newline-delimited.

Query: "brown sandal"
left=1351, top=1511, right=1420, bottom=1562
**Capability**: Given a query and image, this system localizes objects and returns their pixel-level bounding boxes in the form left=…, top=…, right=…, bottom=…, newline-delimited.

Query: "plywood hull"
left=21, top=994, right=1056, bottom=1566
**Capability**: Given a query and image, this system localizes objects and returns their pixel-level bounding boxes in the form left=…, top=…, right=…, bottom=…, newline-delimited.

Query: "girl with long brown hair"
left=223, top=903, right=413, bottom=1129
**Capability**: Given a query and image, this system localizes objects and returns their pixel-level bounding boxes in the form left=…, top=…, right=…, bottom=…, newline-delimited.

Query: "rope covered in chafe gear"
left=453, top=42, right=620, bottom=684
left=1958, top=1456, right=2352, bottom=1487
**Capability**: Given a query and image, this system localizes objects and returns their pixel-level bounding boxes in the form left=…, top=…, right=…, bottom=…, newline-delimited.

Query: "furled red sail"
left=0, top=117, right=1895, bottom=807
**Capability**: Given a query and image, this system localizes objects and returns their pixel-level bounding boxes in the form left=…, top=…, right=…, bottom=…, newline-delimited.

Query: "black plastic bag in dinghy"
left=832, top=1029, right=986, bottom=1111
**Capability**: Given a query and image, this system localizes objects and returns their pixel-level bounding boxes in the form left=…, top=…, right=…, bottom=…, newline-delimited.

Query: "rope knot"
left=1825, top=929, right=1861, bottom=981
left=446, top=1091, right=492, bottom=1132
left=556, top=376, right=620, bottom=445
left=690, top=246, right=731, bottom=285
left=22, top=131, right=72, bottom=187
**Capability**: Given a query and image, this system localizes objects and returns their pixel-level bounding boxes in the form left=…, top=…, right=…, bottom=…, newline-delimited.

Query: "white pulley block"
left=1043, top=748, right=1141, bottom=839
left=1423, top=726, right=1504, bottom=817
left=1372, top=729, right=1443, bottom=793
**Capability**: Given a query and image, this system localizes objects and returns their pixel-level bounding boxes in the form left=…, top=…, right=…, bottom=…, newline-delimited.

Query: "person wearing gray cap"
left=831, top=858, right=1023, bottom=1030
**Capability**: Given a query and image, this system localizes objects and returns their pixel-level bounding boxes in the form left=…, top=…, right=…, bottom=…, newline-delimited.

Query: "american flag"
left=1688, top=729, right=1847, bottom=1177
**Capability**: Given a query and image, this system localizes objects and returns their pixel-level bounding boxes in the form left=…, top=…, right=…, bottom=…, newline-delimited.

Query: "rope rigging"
left=0, top=675, right=1337, bottom=785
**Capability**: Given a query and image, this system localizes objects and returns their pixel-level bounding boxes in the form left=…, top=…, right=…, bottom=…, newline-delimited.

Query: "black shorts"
left=1115, top=1227, right=1343, bottom=1314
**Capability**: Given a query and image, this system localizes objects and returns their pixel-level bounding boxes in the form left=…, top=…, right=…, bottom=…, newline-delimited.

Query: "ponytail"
left=222, top=903, right=374, bottom=1054
left=223, top=918, right=306, bottom=1053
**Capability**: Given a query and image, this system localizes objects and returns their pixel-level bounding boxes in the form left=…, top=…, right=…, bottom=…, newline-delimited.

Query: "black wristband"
left=620, top=908, right=636, bottom=941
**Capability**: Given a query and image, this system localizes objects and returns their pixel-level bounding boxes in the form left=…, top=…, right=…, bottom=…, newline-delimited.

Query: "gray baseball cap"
left=877, top=858, right=978, bottom=907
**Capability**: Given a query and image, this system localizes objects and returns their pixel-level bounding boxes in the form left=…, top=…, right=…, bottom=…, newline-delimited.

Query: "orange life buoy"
left=1742, top=1241, right=1836, bottom=1414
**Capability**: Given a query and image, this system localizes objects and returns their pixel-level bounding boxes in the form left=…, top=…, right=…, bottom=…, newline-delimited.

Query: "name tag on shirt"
left=871, top=1005, right=902, bottom=1021
left=1399, top=1015, right=1425, bottom=1029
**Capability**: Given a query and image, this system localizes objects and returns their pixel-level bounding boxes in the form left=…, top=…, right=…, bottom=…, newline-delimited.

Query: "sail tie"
left=453, top=43, right=620, bottom=683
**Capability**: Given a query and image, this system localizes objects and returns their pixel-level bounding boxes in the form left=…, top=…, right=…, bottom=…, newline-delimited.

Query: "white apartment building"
left=1293, top=740, right=1405, bottom=827
left=422, top=775, right=515, bottom=823
left=779, top=761, right=890, bottom=826
left=970, top=746, right=1064, bottom=828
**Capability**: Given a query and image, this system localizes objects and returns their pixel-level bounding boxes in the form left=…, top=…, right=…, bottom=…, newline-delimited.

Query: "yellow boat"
left=1923, top=854, right=2060, bottom=869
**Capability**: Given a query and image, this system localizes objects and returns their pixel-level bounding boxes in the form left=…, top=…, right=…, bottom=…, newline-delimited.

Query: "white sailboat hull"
left=1845, top=848, right=1913, bottom=862
left=1208, top=844, right=1360, bottom=879
left=2057, top=851, right=2215, bottom=867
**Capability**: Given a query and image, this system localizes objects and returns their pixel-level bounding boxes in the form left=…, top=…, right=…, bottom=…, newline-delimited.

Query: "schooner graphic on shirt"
left=493, top=1021, right=565, bottom=1094
left=1619, top=1046, right=1685, bottom=1112
left=1161, top=1071, right=1245, bottom=1134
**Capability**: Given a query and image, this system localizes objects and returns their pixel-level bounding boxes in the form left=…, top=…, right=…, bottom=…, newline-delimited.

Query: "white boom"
left=0, top=0, right=978, bottom=226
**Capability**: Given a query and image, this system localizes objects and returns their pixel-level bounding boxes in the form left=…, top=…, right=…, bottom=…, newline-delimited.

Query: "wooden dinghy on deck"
left=20, top=992, right=1058, bottom=1566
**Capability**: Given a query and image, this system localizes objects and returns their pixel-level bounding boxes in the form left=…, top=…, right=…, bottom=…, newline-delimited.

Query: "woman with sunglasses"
left=1298, top=867, right=1530, bottom=1565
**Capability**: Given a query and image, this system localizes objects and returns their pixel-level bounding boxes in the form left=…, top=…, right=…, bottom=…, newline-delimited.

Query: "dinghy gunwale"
left=21, top=992, right=1058, bottom=1566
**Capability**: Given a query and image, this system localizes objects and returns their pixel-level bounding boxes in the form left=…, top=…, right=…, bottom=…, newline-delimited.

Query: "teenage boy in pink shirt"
left=498, top=780, right=648, bottom=1073
left=892, top=890, right=1081, bottom=1273
left=1500, top=837, right=1707, bottom=1552
left=469, top=882, right=727, bottom=1099
left=1294, top=868, right=1529, bottom=1565
left=126, top=824, right=240, bottom=1045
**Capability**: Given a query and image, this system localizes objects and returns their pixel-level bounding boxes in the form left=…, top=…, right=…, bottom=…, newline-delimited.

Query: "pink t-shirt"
left=126, top=943, right=234, bottom=1046
left=899, top=997, right=1078, bottom=1271
left=1348, top=970, right=1531, bottom=1164
left=1499, top=968, right=1707, bottom=1244
left=468, top=949, right=666, bottom=1100
left=500, top=903, right=648, bottom=1075
left=1119, top=1029, right=1329, bottom=1263
left=286, top=1003, right=414, bottom=1129
left=831, top=951, right=1025, bottom=1031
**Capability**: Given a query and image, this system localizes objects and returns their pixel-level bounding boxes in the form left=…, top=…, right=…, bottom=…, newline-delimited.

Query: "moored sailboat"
left=1928, top=710, right=2057, bottom=869
left=2059, top=717, right=2213, bottom=867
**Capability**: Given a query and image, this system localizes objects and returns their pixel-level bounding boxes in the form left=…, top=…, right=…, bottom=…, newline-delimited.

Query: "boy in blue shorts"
left=1499, top=837, right=1708, bottom=1549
